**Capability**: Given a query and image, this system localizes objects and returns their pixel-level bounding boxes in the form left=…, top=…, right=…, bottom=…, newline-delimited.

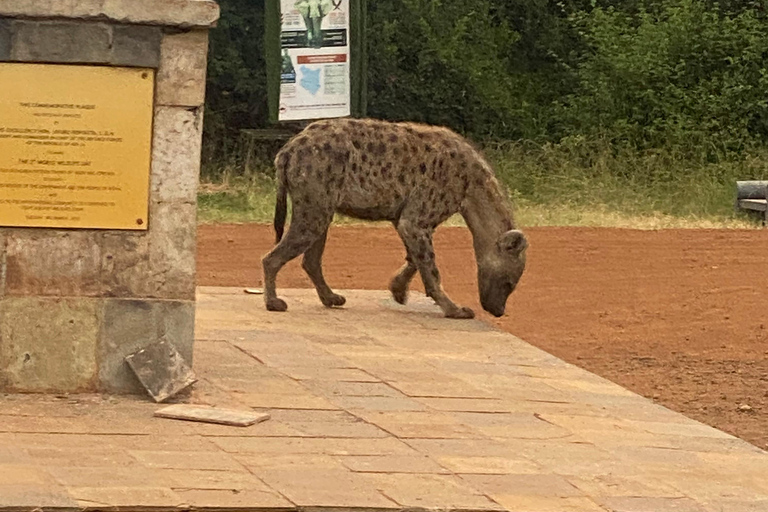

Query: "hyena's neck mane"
left=460, top=169, right=515, bottom=259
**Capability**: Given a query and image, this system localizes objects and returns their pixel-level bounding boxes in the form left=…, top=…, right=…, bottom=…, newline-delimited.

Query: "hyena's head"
left=477, top=230, right=528, bottom=317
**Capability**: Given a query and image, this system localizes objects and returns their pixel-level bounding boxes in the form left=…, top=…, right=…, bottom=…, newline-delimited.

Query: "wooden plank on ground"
left=154, top=404, right=271, bottom=427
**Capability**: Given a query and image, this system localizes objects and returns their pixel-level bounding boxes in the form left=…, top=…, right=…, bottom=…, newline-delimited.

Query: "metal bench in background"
left=736, top=181, right=768, bottom=225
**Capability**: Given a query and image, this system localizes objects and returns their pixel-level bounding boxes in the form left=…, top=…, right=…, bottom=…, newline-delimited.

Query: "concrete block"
left=0, top=18, right=10, bottom=60
left=0, top=297, right=99, bottom=392
left=98, top=299, right=156, bottom=394
left=0, top=0, right=220, bottom=29
left=99, top=232, right=152, bottom=298
left=111, top=24, right=162, bottom=68
left=148, top=202, right=197, bottom=300
left=156, top=300, right=195, bottom=365
left=151, top=106, right=203, bottom=203
left=0, top=229, right=6, bottom=298
left=10, top=20, right=111, bottom=63
left=156, top=30, right=209, bottom=106
left=5, top=230, right=102, bottom=297
left=98, top=298, right=195, bottom=393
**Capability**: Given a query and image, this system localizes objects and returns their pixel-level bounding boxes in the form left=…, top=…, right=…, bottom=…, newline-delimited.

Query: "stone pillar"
left=0, top=1, right=219, bottom=393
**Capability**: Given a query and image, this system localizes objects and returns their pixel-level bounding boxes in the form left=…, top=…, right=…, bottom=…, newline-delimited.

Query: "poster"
left=279, top=0, right=351, bottom=121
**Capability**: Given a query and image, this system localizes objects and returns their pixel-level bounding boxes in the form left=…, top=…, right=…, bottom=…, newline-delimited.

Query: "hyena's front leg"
left=395, top=218, right=474, bottom=319
left=302, top=229, right=346, bottom=308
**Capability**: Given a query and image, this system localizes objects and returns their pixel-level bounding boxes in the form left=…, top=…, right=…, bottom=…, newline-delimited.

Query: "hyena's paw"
left=446, top=307, right=475, bottom=320
left=266, top=297, right=288, bottom=312
left=389, top=279, right=409, bottom=305
left=321, top=293, right=346, bottom=308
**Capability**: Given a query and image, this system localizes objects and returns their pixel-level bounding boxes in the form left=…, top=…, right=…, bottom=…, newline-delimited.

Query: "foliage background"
left=200, top=0, right=768, bottom=225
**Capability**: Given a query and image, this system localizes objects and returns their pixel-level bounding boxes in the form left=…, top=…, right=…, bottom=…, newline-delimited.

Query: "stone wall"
left=0, top=1, right=219, bottom=393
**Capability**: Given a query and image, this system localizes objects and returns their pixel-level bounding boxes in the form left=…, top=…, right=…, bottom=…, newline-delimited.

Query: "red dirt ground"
left=198, top=224, right=768, bottom=448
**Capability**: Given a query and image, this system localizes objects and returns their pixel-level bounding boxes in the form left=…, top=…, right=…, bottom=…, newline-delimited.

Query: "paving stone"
left=332, top=395, right=428, bottom=412
left=161, top=468, right=279, bottom=491
left=3, top=288, right=768, bottom=511
left=665, top=474, right=768, bottom=503
left=371, top=473, right=503, bottom=510
left=463, top=473, right=585, bottom=498
left=440, top=456, right=542, bottom=475
left=355, top=410, right=484, bottom=439
left=568, top=474, right=685, bottom=498
left=305, top=380, right=406, bottom=398
left=47, top=466, right=173, bottom=487
left=237, top=453, right=347, bottom=471
left=406, top=438, right=520, bottom=458
left=69, top=487, right=183, bottom=508
left=493, top=495, right=606, bottom=512
left=207, top=376, right=308, bottom=395
left=191, top=418, right=303, bottom=438
left=0, top=297, right=99, bottom=392
left=156, top=30, right=209, bottom=106
left=251, top=468, right=395, bottom=508
left=10, top=20, right=111, bottom=63
left=625, top=418, right=737, bottom=439
left=213, top=436, right=416, bottom=457
left=126, top=339, right=197, bottom=402
left=0, top=0, right=220, bottom=28
left=388, top=377, right=494, bottom=399
left=289, top=420, right=391, bottom=439
left=0, top=445, right=26, bottom=463
left=128, top=450, right=243, bottom=471
left=451, top=411, right=575, bottom=440
left=593, top=496, right=710, bottom=512
left=174, top=489, right=293, bottom=508
left=339, top=455, right=450, bottom=474
left=24, top=447, right=139, bottom=468
left=511, top=439, right=614, bottom=474
left=0, top=485, right=78, bottom=508
left=276, top=367, right=381, bottom=382
left=236, top=392, right=340, bottom=410
left=0, top=465, right=77, bottom=506
left=111, top=25, right=162, bottom=67
left=151, top=106, right=203, bottom=202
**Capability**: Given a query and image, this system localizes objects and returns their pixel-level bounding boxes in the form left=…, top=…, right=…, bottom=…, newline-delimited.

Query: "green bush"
left=202, top=0, right=768, bottom=181
left=563, top=0, right=768, bottom=159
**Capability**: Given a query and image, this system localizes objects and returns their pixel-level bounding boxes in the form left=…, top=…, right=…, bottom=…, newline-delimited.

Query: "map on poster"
left=279, top=0, right=351, bottom=121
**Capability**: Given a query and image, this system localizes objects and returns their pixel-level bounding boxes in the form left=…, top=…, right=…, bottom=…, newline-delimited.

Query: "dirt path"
left=198, top=224, right=768, bottom=448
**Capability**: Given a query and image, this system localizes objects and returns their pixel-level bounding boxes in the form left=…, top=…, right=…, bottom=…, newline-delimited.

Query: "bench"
left=736, top=181, right=768, bottom=224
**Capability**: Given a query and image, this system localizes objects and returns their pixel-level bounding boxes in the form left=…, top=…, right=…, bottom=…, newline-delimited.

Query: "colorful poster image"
left=279, top=0, right=351, bottom=121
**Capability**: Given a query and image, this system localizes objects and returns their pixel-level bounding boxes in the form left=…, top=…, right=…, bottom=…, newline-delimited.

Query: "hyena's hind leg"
left=302, top=229, right=346, bottom=308
left=389, top=252, right=417, bottom=305
left=262, top=205, right=333, bottom=312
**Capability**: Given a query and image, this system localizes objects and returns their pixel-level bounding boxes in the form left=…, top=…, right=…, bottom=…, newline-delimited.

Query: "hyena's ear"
left=497, top=230, right=528, bottom=256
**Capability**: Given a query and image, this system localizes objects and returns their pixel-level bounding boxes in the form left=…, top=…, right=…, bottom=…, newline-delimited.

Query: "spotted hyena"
left=262, top=117, right=528, bottom=319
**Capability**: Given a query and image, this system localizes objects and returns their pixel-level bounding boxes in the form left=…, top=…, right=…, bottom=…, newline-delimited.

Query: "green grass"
left=199, top=142, right=768, bottom=229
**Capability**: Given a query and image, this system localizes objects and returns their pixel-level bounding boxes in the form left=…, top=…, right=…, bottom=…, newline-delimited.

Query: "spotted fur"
left=262, top=118, right=528, bottom=319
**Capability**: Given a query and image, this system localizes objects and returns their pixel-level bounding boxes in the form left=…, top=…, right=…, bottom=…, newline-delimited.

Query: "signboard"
left=0, top=63, right=154, bottom=230
left=278, top=0, right=352, bottom=121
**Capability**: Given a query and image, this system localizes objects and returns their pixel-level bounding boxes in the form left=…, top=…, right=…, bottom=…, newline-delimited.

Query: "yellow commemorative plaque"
left=0, top=63, right=154, bottom=230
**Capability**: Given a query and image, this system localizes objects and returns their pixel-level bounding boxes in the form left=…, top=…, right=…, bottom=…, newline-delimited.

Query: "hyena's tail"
left=273, top=150, right=289, bottom=244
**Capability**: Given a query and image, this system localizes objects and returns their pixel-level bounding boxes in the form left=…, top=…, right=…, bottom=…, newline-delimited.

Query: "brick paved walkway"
left=1, top=287, right=768, bottom=511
